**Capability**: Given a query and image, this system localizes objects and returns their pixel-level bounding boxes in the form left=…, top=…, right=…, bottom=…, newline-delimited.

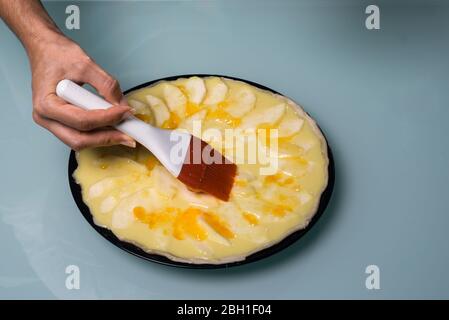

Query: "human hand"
left=28, top=34, right=135, bottom=150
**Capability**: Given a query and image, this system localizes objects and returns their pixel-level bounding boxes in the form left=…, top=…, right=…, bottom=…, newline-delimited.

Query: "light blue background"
left=1, top=0, right=448, bottom=299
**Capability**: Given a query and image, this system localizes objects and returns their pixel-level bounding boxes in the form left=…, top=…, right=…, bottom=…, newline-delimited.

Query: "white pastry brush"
left=56, top=79, right=236, bottom=201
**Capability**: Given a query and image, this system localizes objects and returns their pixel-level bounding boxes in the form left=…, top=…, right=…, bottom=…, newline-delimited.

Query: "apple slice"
left=185, top=76, right=206, bottom=104
left=100, top=196, right=118, bottom=214
left=88, top=177, right=115, bottom=199
left=145, top=94, right=170, bottom=127
left=177, top=184, right=219, bottom=209
left=225, top=86, right=256, bottom=118
left=163, top=83, right=186, bottom=116
left=239, top=103, right=285, bottom=130
left=128, top=99, right=146, bottom=113
left=111, top=189, right=162, bottom=229
left=278, top=117, right=304, bottom=138
left=204, top=77, right=228, bottom=105
left=298, top=191, right=312, bottom=205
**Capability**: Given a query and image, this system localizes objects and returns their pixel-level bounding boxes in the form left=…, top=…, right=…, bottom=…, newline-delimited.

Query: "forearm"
left=0, top=0, right=62, bottom=53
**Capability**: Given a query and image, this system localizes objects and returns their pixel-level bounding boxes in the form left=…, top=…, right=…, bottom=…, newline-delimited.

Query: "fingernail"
left=121, top=111, right=133, bottom=121
left=120, top=140, right=136, bottom=148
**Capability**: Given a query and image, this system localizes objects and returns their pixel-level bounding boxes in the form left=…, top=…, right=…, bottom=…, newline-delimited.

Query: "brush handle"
left=55, top=79, right=151, bottom=139
left=56, top=79, right=189, bottom=176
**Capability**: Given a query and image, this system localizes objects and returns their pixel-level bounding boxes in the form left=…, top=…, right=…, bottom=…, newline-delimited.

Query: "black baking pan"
left=68, top=74, right=335, bottom=269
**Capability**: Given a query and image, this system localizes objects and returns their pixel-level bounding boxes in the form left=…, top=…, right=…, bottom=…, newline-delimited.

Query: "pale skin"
left=0, top=0, right=136, bottom=150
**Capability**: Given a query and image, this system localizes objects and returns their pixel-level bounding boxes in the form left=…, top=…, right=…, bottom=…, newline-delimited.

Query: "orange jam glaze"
left=133, top=206, right=236, bottom=241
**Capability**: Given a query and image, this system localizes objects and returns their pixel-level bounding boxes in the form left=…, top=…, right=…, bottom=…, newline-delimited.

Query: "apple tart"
left=73, top=76, right=329, bottom=264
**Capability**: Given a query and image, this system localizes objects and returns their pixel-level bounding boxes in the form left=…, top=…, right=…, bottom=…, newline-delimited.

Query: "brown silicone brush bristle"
left=178, top=136, right=237, bottom=201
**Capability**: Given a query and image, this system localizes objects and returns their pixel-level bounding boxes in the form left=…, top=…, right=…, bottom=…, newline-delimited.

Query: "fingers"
left=33, top=111, right=136, bottom=151
left=38, top=95, right=132, bottom=131
left=77, top=59, right=123, bottom=105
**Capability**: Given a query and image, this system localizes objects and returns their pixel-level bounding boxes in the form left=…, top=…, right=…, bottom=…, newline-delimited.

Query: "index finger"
left=79, top=61, right=123, bottom=104
left=41, top=94, right=132, bottom=131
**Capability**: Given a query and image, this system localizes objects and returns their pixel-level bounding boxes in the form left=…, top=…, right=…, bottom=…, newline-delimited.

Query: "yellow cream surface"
left=74, top=76, right=329, bottom=264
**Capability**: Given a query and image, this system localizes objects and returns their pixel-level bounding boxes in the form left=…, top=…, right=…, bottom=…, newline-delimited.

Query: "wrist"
left=23, top=24, right=64, bottom=56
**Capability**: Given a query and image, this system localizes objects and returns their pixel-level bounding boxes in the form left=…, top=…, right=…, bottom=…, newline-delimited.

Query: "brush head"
left=178, top=136, right=237, bottom=201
